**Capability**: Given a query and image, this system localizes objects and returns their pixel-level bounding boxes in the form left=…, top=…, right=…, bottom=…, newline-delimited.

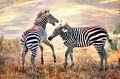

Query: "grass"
left=0, top=39, right=120, bottom=79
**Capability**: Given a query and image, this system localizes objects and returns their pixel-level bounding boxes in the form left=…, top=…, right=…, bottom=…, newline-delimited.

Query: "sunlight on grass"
left=0, top=38, right=120, bottom=79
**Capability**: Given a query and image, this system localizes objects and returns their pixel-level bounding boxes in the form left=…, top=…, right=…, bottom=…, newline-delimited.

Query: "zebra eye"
left=48, top=14, right=52, bottom=17
left=62, top=28, right=68, bottom=32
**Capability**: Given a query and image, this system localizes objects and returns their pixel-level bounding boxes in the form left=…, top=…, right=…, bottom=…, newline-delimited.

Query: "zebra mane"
left=63, top=23, right=71, bottom=27
left=37, top=10, right=50, bottom=18
left=34, top=10, right=50, bottom=28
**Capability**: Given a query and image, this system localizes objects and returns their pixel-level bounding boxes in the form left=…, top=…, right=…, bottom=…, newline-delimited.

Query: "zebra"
left=21, top=10, right=59, bottom=73
left=48, top=23, right=111, bottom=71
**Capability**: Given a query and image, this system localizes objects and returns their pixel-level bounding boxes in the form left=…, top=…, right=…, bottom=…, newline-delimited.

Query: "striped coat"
left=21, top=10, right=58, bottom=73
left=48, top=23, right=111, bottom=71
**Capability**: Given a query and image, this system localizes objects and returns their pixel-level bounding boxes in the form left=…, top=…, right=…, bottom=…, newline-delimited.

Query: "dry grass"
left=0, top=39, right=120, bottom=79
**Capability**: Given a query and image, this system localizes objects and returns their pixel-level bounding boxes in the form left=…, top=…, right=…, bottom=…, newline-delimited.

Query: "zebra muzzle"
left=55, top=19, right=59, bottom=23
left=48, top=36, right=53, bottom=41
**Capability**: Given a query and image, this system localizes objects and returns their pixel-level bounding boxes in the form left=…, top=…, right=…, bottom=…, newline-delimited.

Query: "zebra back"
left=63, top=25, right=109, bottom=47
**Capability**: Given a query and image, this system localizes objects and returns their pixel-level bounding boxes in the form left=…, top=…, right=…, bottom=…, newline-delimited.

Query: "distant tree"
left=112, top=23, right=120, bottom=65
left=117, top=10, right=120, bottom=14
left=113, top=24, right=120, bottom=34
left=0, top=36, right=4, bottom=52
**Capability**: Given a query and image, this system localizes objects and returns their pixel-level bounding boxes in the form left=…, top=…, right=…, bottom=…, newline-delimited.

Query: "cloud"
left=0, top=0, right=120, bottom=39
left=0, top=12, right=22, bottom=25
left=3, top=26, right=23, bottom=30
left=4, top=34, right=22, bottom=39
left=100, top=0, right=119, bottom=3
left=50, top=3, right=118, bottom=28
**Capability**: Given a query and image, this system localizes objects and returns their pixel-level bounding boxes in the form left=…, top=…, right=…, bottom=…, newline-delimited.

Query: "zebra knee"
left=22, top=53, right=26, bottom=62
left=65, top=53, right=68, bottom=63
left=65, top=53, right=68, bottom=58
left=40, top=45, right=43, bottom=51
left=104, top=52, right=107, bottom=57
left=100, top=52, right=107, bottom=60
left=50, top=44, right=54, bottom=49
left=31, top=55, right=36, bottom=64
left=50, top=44, right=55, bottom=55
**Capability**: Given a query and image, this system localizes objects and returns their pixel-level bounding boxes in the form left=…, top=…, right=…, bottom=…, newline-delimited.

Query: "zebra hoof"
left=68, top=66, right=73, bottom=70
left=64, top=67, right=66, bottom=70
left=54, top=60, right=56, bottom=63
left=64, top=65, right=67, bottom=70
left=37, top=70, right=39, bottom=73
left=105, top=67, right=108, bottom=71
left=68, top=66, right=71, bottom=69
left=98, top=68, right=103, bottom=72
left=22, top=70, right=25, bottom=73
left=41, top=61, right=44, bottom=65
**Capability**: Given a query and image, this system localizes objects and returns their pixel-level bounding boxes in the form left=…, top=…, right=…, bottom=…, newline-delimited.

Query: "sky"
left=0, top=0, right=120, bottom=39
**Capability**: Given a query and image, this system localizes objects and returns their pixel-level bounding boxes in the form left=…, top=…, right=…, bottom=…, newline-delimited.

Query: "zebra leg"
left=22, top=47, right=28, bottom=72
left=64, top=49, right=69, bottom=69
left=43, top=38, right=56, bottom=63
left=68, top=50, right=74, bottom=69
left=103, top=48, right=108, bottom=70
left=64, top=45, right=75, bottom=69
left=39, top=45, right=44, bottom=64
left=31, top=49, right=39, bottom=73
left=99, top=54, right=104, bottom=71
left=97, top=52, right=104, bottom=71
left=95, top=46, right=105, bottom=71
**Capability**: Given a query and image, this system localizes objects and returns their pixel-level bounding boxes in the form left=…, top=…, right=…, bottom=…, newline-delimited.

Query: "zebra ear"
left=44, top=10, right=50, bottom=14
left=37, top=11, right=44, bottom=17
left=44, top=11, right=47, bottom=14
left=47, top=10, right=50, bottom=13
left=63, top=23, right=68, bottom=27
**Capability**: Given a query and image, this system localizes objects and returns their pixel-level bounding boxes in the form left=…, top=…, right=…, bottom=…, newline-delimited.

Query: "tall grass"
left=0, top=38, right=120, bottom=79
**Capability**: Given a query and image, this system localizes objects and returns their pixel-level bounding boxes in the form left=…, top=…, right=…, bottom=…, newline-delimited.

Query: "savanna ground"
left=0, top=38, right=120, bottom=79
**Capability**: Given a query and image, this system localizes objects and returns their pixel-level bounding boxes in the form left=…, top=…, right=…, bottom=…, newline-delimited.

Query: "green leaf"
left=111, top=43, right=117, bottom=50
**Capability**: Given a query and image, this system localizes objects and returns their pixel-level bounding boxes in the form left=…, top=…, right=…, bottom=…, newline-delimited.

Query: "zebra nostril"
left=48, top=36, right=52, bottom=41
left=53, top=23, right=55, bottom=26
left=55, top=19, right=59, bottom=23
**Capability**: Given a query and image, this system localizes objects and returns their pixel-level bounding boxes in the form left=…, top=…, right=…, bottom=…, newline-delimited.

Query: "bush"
left=113, top=24, right=120, bottom=34
left=0, top=36, right=4, bottom=51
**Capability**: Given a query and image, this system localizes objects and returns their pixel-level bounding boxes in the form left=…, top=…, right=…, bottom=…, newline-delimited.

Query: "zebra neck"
left=60, top=29, right=74, bottom=41
left=34, top=21, right=47, bottom=29
left=60, top=32, right=69, bottom=41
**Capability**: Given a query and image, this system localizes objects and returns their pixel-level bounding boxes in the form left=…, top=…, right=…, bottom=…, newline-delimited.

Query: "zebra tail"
left=22, top=39, right=26, bottom=61
left=106, top=33, right=112, bottom=44
left=108, top=39, right=112, bottom=44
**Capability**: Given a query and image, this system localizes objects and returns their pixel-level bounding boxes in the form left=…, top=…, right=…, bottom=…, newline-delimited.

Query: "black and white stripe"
left=21, top=29, right=40, bottom=56
left=21, top=10, right=58, bottom=73
left=48, top=24, right=111, bottom=70
left=61, top=26, right=109, bottom=47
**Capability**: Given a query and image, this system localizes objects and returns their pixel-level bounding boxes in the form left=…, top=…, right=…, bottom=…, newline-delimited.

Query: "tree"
left=113, top=24, right=120, bottom=34
left=0, top=36, right=4, bottom=52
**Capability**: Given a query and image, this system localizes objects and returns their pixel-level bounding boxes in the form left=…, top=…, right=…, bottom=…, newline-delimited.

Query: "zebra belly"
left=76, top=40, right=92, bottom=47
left=64, top=40, right=76, bottom=47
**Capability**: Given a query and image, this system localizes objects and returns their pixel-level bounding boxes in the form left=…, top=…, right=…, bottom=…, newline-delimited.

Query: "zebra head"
left=48, top=26, right=63, bottom=40
left=35, top=10, right=59, bottom=26
left=47, top=12, right=59, bottom=26
left=48, top=23, right=72, bottom=41
left=62, top=23, right=72, bottom=33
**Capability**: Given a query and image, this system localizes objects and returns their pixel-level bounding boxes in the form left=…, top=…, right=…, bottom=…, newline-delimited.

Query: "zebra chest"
left=63, top=40, right=76, bottom=47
